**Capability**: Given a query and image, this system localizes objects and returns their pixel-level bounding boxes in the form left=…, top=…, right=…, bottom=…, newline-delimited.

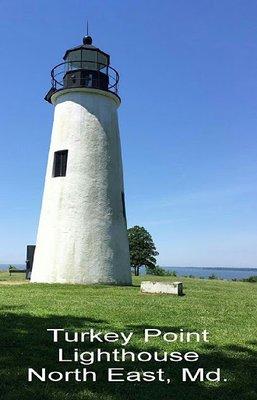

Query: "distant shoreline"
left=165, top=266, right=257, bottom=271
left=1, top=264, right=257, bottom=281
left=1, top=264, right=257, bottom=271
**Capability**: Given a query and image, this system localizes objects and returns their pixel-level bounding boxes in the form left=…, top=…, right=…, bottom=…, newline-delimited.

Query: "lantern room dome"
left=63, top=37, right=110, bottom=65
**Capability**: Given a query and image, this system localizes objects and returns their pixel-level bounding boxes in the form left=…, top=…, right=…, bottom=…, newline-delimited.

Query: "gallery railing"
left=50, top=60, right=119, bottom=95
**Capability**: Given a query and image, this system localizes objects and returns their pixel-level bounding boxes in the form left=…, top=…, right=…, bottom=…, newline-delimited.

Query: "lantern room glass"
left=65, top=49, right=109, bottom=73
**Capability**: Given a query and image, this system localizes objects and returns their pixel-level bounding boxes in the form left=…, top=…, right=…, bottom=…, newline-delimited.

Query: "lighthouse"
left=31, top=34, right=132, bottom=285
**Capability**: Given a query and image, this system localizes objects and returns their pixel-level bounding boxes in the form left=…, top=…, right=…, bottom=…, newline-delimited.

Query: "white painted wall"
left=31, top=88, right=132, bottom=285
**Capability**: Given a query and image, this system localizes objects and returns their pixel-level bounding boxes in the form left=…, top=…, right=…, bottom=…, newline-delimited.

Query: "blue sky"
left=0, top=0, right=256, bottom=266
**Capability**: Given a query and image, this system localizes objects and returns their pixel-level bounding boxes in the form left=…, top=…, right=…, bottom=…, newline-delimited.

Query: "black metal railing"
left=50, top=60, right=119, bottom=95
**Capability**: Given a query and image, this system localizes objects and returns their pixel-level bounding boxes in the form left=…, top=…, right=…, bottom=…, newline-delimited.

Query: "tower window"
left=121, top=191, right=127, bottom=223
left=53, top=150, right=68, bottom=177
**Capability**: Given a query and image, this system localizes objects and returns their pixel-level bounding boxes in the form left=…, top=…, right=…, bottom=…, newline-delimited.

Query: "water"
left=163, top=266, right=257, bottom=280
left=1, top=264, right=257, bottom=281
left=0, top=264, right=24, bottom=271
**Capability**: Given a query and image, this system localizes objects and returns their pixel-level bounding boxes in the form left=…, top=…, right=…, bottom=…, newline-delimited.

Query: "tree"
left=127, top=226, right=159, bottom=276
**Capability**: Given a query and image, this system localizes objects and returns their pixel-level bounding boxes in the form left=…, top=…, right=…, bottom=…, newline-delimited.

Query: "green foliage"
left=127, top=225, right=159, bottom=276
left=242, top=275, right=257, bottom=283
left=146, top=265, right=165, bottom=275
left=9, top=265, right=17, bottom=271
left=208, top=273, right=218, bottom=280
left=163, top=269, right=177, bottom=277
left=146, top=265, right=177, bottom=277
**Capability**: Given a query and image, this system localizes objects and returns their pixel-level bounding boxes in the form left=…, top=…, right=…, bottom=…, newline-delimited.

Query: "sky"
left=0, top=0, right=256, bottom=266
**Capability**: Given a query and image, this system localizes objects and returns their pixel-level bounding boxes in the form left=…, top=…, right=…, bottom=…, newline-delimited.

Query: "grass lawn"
left=0, top=271, right=257, bottom=400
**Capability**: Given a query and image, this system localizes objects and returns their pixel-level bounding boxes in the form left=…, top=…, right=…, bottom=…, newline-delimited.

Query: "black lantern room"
left=45, top=35, right=119, bottom=103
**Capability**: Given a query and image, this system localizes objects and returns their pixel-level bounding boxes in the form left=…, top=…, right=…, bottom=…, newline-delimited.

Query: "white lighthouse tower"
left=31, top=34, right=132, bottom=285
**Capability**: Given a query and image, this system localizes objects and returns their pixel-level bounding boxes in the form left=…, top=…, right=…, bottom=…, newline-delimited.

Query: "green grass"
left=0, top=272, right=256, bottom=400
left=0, top=270, right=27, bottom=282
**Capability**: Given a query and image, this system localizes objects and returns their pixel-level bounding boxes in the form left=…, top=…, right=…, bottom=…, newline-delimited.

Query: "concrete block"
left=140, top=281, right=183, bottom=296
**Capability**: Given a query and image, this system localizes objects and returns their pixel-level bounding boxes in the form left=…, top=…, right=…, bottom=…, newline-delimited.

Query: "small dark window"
left=121, top=191, right=127, bottom=223
left=53, top=150, right=68, bottom=177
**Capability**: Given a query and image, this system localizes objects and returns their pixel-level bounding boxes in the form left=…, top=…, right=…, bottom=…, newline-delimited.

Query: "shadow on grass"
left=0, top=312, right=256, bottom=400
